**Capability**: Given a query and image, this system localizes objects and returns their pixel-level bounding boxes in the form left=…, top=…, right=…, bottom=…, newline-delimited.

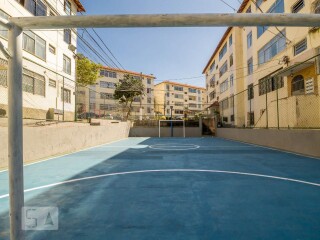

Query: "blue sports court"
left=0, top=137, right=320, bottom=239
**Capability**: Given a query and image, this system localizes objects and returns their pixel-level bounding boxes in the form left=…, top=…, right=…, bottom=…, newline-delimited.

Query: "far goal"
left=159, top=120, right=186, bottom=138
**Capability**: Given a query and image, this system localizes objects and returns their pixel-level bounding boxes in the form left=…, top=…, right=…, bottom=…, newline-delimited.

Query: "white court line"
left=149, top=144, right=200, bottom=151
left=0, top=169, right=319, bottom=199
left=0, top=138, right=132, bottom=173
left=218, top=137, right=320, bottom=160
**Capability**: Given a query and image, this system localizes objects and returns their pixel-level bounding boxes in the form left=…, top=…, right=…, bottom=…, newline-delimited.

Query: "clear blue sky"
left=79, top=0, right=243, bottom=87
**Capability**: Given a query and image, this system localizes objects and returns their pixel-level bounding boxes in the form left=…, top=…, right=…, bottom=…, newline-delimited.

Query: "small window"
left=291, top=75, right=305, bottom=95
left=248, top=112, right=255, bottom=126
left=294, top=38, right=307, bottom=56
left=248, top=84, right=254, bottom=100
left=247, top=31, right=252, bottom=49
left=292, top=0, right=304, bottom=13
left=229, top=54, right=233, bottom=67
left=64, top=0, right=72, bottom=15
left=229, top=35, right=233, bottom=46
left=61, top=87, right=71, bottom=103
left=147, top=78, right=152, bottom=84
left=49, top=44, right=56, bottom=54
left=247, top=58, right=253, bottom=75
left=64, top=29, right=71, bottom=44
left=246, top=6, right=252, bottom=13
left=49, top=79, right=56, bottom=88
left=63, top=55, right=71, bottom=74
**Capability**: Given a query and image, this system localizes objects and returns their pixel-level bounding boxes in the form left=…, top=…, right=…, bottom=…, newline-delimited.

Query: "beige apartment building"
left=154, top=81, right=206, bottom=118
left=77, top=67, right=156, bottom=119
left=203, top=0, right=320, bottom=128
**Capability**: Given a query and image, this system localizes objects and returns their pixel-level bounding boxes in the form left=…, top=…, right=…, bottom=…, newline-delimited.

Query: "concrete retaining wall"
left=129, top=127, right=202, bottom=137
left=0, top=120, right=131, bottom=169
left=216, top=128, right=320, bottom=158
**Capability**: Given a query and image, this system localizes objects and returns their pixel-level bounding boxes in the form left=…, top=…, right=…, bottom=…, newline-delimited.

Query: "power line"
left=219, top=0, right=237, bottom=12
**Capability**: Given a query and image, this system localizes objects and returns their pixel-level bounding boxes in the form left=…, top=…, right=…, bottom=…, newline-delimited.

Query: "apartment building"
left=77, top=67, right=156, bottom=119
left=203, top=0, right=320, bottom=128
left=0, top=0, right=84, bottom=121
left=203, top=25, right=245, bottom=126
left=154, top=81, right=206, bottom=118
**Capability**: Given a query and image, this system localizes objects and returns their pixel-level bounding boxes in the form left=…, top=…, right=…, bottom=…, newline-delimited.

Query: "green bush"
left=0, top=108, right=6, bottom=117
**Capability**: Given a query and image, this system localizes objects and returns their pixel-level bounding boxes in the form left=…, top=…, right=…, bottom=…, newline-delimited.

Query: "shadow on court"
left=0, top=138, right=320, bottom=239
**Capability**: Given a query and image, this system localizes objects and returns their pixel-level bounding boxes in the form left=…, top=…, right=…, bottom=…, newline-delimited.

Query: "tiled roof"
left=101, top=66, right=156, bottom=79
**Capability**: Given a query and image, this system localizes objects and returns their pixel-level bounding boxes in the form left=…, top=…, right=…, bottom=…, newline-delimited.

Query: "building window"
left=22, top=69, right=45, bottom=96
left=100, top=93, right=114, bottom=99
left=24, top=0, right=47, bottom=16
left=247, top=31, right=252, bottom=49
left=49, top=79, right=56, bottom=88
left=0, top=10, right=9, bottom=39
left=209, top=61, right=216, bottom=73
left=100, top=104, right=116, bottom=110
left=174, top=86, right=183, bottom=91
left=189, top=96, right=196, bottom=101
left=291, top=75, right=305, bottom=95
left=229, top=35, right=233, bottom=46
left=255, top=0, right=263, bottom=8
left=220, top=80, right=229, bottom=93
left=248, top=84, right=254, bottom=100
left=63, top=55, right=71, bottom=74
left=221, top=98, right=229, bottom=110
left=23, top=31, right=46, bottom=60
left=229, top=54, right=233, bottom=67
left=258, top=30, right=286, bottom=65
left=174, top=110, right=184, bottom=114
left=49, top=44, right=56, bottom=54
left=147, top=88, right=152, bottom=94
left=61, top=87, right=71, bottom=103
left=188, top=88, right=197, bottom=93
left=209, top=91, right=216, bottom=100
left=257, top=0, right=284, bottom=38
left=230, top=74, right=234, bottom=87
left=219, top=43, right=227, bottom=60
left=147, top=78, right=152, bottom=84
left=64, top=0, right=72, bottom=15
left=246, top=6, right=252, bottom=13
left=259, top=77, right=284, bottom=95
left=247, top=58, right=253, bottom=75
left=292, top=0, right=304, bottom=13
left=219, top=61, right=228, bottom=77
left=64, top=29, right=71, bottom=44
left=100, top=81, right=116, bottom=89
left=294, top=38, right=307, bottom=56
left=147, top=97, right=152, bottom=103
left=209, top=75, right=215, bottom=87
left=100, top=69, right=117, bottom=78
left=174, top=94, right=184, bottom=99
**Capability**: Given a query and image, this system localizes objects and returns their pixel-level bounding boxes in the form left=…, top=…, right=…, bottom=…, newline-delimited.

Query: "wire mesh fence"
left=217, top=55, right=320, bottom=129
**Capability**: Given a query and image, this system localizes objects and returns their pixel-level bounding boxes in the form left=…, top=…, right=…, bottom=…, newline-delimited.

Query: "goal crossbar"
left=159, top=120, right=185, bottom=138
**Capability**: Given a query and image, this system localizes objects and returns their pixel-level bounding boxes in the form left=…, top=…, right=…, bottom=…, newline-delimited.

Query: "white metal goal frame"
left=159, top=120, right=186, bottom=138
left=1, top=12, right=320, bottom=240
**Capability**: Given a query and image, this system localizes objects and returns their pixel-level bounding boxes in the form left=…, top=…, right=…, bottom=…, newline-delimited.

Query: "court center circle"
left=149, top=144, right=200, bottom=150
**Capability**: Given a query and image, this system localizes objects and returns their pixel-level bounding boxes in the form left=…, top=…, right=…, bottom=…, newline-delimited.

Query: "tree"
left=76, top=54, right=101, bottom=86
left=114, top=74, right=145, bottom=120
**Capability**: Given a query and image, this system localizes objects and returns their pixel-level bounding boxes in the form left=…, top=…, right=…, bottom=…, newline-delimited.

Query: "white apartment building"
left=154, top=81, right=206, bottom=118
left=77, top=66, right=156, bottom=120
left=0, top=0, right=85, bottom=121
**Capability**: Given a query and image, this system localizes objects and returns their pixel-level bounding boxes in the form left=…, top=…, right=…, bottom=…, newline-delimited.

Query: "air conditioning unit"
left=68, top=44, right=77, bottom=52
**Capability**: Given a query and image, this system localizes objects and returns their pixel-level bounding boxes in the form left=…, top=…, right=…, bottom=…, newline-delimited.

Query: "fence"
left=217, top=56, right=320, bottom=129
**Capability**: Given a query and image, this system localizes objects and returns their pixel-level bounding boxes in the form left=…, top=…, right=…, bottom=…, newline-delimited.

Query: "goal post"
left=159, top=120, right=185, bottom=138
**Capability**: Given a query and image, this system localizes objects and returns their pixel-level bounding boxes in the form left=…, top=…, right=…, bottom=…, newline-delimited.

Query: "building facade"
left=77, top=67, right=156, bottom=120
left=154, top=81, right=206, bottom=118
left=203, top=0, right=320, bottom=128
left=0, top=0, right=84, bottom=121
